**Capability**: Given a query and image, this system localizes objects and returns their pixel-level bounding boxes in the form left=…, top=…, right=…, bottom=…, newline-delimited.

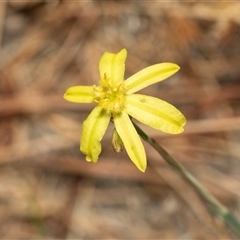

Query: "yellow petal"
left=125, top=94, right=186, bottom=134
left=80, top=106, right=111, bottom=162
left=64, top=86, right=94, bottom=103
left=124, top=63, right=180, bottom=94
left=113, top=111, right=146, bottom=172
left=99, top=48, right=127, bottom=86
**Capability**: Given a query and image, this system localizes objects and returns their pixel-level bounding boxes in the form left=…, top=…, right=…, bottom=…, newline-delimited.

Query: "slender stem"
left=132, top=121, right=240, bottom=236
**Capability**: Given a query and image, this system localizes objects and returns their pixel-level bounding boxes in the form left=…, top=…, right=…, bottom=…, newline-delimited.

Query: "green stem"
left=132, top=121, right=240, bottom=237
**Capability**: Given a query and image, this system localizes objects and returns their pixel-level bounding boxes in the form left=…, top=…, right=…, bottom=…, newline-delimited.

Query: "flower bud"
left=112, top=128, right=124, bottom=152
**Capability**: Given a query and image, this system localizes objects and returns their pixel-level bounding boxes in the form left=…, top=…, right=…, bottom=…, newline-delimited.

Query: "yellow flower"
left=64, top=49, right=186, bottom=172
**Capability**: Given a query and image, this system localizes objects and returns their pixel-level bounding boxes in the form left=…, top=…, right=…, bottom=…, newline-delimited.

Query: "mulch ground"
left=0, top=1, right=240, bottom=239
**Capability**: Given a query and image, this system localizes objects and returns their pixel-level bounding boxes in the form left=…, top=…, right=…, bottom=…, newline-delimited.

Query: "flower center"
left=93, top=74, right=125, bottom=113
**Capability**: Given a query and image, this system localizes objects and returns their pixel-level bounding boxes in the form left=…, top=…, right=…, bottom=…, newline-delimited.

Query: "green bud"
left=112, top=128, right=124, bottom=153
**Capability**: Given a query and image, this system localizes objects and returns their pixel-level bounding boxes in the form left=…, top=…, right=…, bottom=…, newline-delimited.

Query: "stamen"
left=93, top=77, right=125, bottom=113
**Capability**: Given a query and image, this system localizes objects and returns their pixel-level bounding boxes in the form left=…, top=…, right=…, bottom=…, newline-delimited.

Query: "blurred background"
left=0, top=0, right=240, bottom=239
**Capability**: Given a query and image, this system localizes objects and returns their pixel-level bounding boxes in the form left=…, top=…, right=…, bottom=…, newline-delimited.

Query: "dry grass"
left=0, top=1, right=240, bottom=239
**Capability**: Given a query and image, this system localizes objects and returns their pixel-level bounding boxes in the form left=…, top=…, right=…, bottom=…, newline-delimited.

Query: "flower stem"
left=132, top=121, right=240, bottom=237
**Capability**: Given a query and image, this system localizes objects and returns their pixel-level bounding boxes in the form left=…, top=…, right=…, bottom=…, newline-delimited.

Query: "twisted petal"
left=80, top=106, right=111, bottom=162
left=99, top=48, right=127, bottom=86
left=113, top=111, right=146, bottom=172
left=64, top=86, right=94, bottom=103
left=124, top=63, right=180, bottom=94
left=125, top=94, right=186, bottom=134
